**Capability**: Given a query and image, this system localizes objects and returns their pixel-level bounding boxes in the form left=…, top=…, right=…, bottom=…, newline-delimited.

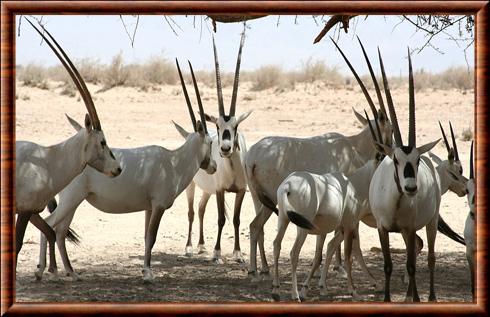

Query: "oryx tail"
left=438, top=215, right=465, bottom=245
left=47, top=198, right=81, bottom=245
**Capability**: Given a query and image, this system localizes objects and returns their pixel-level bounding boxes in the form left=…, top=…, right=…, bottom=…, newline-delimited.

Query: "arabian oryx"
left=272, top=110, right=386, bottom=302
left=37, top=60, right=217, bottom=282
left=464, top=141, right=475, bottom=300
left=245, top=37, right=393, bottom=281
left=181, top=31, right=252, bottom=263
left=368, top=48, right=446, bottom=302
left=16, top=18, right=121, bottom=274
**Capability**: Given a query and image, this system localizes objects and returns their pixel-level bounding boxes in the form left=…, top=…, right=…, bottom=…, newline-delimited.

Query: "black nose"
left=117, top=167, right=122, bottom=173
left=221, top=145, right=231, bottom=153
left=405, top=185, right=417, bottom=193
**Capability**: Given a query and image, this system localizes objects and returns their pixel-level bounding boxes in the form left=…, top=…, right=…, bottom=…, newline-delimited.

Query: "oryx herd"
left=16, top=18, right=476, bottom=303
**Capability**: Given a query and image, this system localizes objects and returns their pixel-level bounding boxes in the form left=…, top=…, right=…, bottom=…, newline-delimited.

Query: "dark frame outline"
left=1, top=1, right=488, bottom=316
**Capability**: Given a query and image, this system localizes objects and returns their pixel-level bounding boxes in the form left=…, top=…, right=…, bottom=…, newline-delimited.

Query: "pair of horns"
left=213, top=27, right=246, bottom=117
left=439, top=121, right=460, bottom=161
left=175, top=59, right=207, bottom=133
left=25, top=17, right=101, bottom=130
left=331, top=36, right=387, bottom=123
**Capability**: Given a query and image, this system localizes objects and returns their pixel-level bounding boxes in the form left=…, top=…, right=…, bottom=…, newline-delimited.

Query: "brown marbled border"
left=1, top=1, right=488, bottom=316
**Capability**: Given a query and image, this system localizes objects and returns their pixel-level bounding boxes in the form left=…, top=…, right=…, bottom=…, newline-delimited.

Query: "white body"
left=245, top=121, right=388, bottom=277
left=272, top=159, right=379, bottom=301
left=184, top=129, right=249, bottom=262
left=38, top=132, right=214, bottom=281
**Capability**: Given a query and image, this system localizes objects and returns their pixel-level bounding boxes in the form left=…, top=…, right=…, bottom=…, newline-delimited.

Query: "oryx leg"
left=333, top=228, right=346, bottom=277
left=343, top=228, right=358, bottom=298
left=184, top=182, right=195, bottom=256
left=290, top=228, right=308, bottom=302
left=249, top=203, right=273, bottom=281
left=403, top=233, right=424, bottom=284
left=402, top=229, right=420, bottom=302
left=15, top=212, right=31, bottom=261
left=271, top=211, right=290, bottom=301
left=300, top=233, right=326, bottom=300
left=467, top=252, right=475, bottom=301
left=142, top=206, right=166, bottom=282
left=426, top=216, right=438, bottom=302
left=378, top=227, right=392, bottom=302
left=144, top=210, right=151, bottom=239
left=232, top=190, right=246, bottom=263
left=54, top=210, right=80, bottom=281
left=351, top=226, right=377, bottom=288
left=319, top=229, right=345, bottom=297
left=30, top=214, right=58, bottom=280
left=197, top=192, right=211, bottom=254
left=212, top=190, right=226, bottom=264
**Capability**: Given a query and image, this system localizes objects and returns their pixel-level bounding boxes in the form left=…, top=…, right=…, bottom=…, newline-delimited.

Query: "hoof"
left=211, top=250, right=224, bottom=264
left=299, top=287, right=308, bottom=300
left=260, top=271, right=272, bottom=281
left=34, top=271, right=43, bottom=281
left=350, top=290, right=359, bottom=300
left=68, top=272, right=81, bottom=282
left=184, top=246, right=193, bottom=257
left=232, top=250, right=245, bottom=263
left=333, top=265, right=347, bottom=278
left=142, top=268, right=155, bottom=283
left=429, top=295, right=437, bottom=302
left=197, top=244, right=206, bottom=254
left=272, top=293, right=281, bottom=302
left=319, top=285, right=328, bottom=297
left=299, top=295, right=306, bottom=302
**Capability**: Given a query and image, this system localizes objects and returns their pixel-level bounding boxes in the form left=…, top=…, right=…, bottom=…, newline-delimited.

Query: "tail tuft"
left=287, top=211, right=316, bottom=230
left=46, top=198, right=82, bottom=246
left=438, top=215, right=465, bottom=246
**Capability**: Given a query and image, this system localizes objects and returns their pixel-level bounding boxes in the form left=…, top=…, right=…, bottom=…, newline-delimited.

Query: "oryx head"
left=333, top=36, right=393, bottom=149
left=206, top=31, right=252, bottom=158
left=373, top=48, right=440, bottom=197
left=173, top=59, right=217, bottom=175
left=26, top=18, right=121, bottom=178
left=428, top=122, right=467, bottom=197
left=364, top=110, right=387, bottom=164
left=466, top=141, right=475, bottom=216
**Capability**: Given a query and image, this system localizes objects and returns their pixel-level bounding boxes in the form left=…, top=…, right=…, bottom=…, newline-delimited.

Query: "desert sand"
left=15, top=81, right=474, bottom=302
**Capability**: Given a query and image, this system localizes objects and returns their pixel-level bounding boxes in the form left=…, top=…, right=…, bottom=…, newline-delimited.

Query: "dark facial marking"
left=393, top=154, right=398, bottom=166
left=471, top=195, right=475, bottom=205
left=401, top=145, right=413, bottom=155
left=222, top=129, right=231, bottom=141
left=101, top=140, right=107, bottom=148
left=223, top=115, right=232, bottom=122
left=403, top=162, right=416, bottom=178
left=109, top=151, right=116, bottom=160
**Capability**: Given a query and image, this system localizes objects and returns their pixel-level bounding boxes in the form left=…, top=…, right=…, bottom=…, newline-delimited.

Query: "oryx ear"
left=353, top=108, right=368, bottom=126
left=172, top=120, right=190, bottom=139
left=65, top=114, right=83, bottom=131
left=428, top=151, right=444, bottom=165
left=200, top=112, right=218, bottom=124
left=377, top=109, right=387, bottom=124
left=236, top=110, right=253, bottom=126
left=418, top=139, right=441, bottom=155
left=196, top=120, right=205, bottom=136
left=374, top=141, right=393, bottom=157
left=84, top=113, right=93, bottom=131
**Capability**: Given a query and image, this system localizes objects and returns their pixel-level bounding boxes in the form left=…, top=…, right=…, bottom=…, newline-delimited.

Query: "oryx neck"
left=46, top=129, right=87, bottom=192
left=435, top=162, right=450, bottom=196
left=171, top=132, right=204, bottom=190
left=349, top=160, right=377, bottom=203
left=347, top=127, right=376, bottom=162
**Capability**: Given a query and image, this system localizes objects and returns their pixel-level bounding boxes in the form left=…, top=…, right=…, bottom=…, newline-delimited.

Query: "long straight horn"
left=469, top=140, right=474, bottom=179
left=408, top=48, right=416, bottom=147
left=364, top=110, right=379, bottom=144
left=378, top=47, right=403, bottom=146
left=25, top=17, right=101, bottom=130
left=438, top=121, right=451, bottom=153
left=229, top=28, right=246, bottom=117
left=357, top=36, right=386, bottom=117
left=176, top=58, right=197, bottom=131
left=449, top=121, right=460, bottom=161
left=188, top=61, right=207, bottom=133
left=330, top=37, right=377, bottom=119
left=212, top=36, right=225, bottom=116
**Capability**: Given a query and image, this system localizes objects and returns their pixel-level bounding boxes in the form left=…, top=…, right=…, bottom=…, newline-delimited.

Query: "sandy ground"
left=15, top=80, right=474, bottom=302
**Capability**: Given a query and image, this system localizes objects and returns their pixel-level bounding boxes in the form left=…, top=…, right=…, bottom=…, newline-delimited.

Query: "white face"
left=466, top=179, right=475, bottom=215
left=85, top=129, right=122, bottom=177
left=215, top=110, right=251, bottom=158
left=392, top=147, right=421, bottom=196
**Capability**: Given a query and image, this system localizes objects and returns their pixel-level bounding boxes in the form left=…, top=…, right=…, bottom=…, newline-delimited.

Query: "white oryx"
left=272, top=110, right=385, bottom=302
left=182, top=32, right=252, bottom=263
left=368, top=47, right=444, bottom=302
left=245, top=37, right=393, bottom=281
left=464, top=141, right=475, bottom=300
left=37, top=60, right=217, bottom=282
left=16, top=18, right=121, bottom=274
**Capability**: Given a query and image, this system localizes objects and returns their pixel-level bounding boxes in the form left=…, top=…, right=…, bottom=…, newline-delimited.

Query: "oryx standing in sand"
left=37, top=60, right=216, bottom=282
left=245, top=37, right=393, bottom=281
left=368, top=47, right=444, bottom=302
left=182, top=31, right=252, bottom=263
left=16, top=18, right=121, bottom=275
